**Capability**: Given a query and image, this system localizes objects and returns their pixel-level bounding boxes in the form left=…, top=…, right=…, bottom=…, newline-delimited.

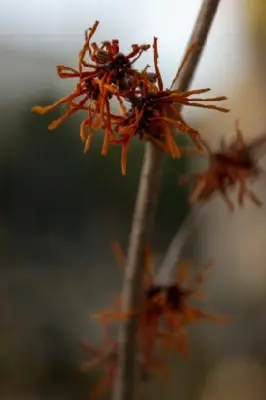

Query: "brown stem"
left=113, top=1, right=221, bottom=400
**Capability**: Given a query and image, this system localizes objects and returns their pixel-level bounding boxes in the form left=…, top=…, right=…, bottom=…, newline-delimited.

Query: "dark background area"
left=0, top=90, right=191, bottom=399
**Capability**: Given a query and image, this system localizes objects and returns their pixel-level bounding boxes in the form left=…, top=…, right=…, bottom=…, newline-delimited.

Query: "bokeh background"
left=1, top=0, right=266, bottom=399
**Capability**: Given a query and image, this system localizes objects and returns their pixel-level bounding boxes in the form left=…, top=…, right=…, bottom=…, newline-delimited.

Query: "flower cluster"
left=32, top=20, right=229, bottom=175
left=80, top=243, right=228, bottom=398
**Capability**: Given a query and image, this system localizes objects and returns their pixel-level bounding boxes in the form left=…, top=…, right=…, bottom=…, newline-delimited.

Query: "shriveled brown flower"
left=93, top=243, right=228, bottom=362
left=110, top=38, right=230, bottom=175
left=181, top=121, right=265, bottom=211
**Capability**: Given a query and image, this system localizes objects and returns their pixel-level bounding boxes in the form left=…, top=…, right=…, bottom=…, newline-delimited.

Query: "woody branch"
left=113, top=1, right=222, bottom=400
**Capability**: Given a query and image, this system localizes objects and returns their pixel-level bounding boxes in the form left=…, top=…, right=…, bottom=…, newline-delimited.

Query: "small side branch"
left=156, top=203, right=207, bottom=285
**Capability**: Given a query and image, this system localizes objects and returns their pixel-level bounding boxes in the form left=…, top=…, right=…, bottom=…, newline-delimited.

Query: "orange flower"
left=77, top=20, right=151, bottom=137
left=31, top=72, right=115, bottom=156
left=92, top=243, right=175, bottom=371
left=111, top=38, right=230, bottom=175
left=32, top=23, right=229, bottom=175
left=32, top=20, right=151, bottom=158
left=160, top=260, right=228, bottom=333
left=180, top=121, right=265, bottom=211
left=93, top=243, right=228, bottom=363
left=138, top=258, right=228, bottom=358
left=79, top=21, right=150, bottom=94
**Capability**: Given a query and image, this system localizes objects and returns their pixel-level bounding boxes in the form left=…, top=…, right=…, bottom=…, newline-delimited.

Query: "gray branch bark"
left=113, top=1, right=222, bottom=400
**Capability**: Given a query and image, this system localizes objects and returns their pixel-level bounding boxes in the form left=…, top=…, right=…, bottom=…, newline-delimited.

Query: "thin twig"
left=155, top=203, right=207, bottom=285
left=113, top=2, right=222, bottom=400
